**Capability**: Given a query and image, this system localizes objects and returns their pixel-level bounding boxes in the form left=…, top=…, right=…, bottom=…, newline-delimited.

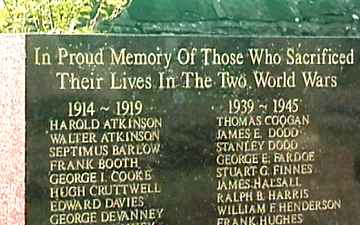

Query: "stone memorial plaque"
left=26, top=35, right=360, bottom=225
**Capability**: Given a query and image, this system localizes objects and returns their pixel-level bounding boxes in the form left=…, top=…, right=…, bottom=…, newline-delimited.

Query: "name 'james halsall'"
left=56, top=47, right=172, bottom=69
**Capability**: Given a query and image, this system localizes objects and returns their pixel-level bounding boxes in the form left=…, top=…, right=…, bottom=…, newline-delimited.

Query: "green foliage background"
left=0, top=0, right=129, bottom=33
left=1, top=0, right=359, bottom=35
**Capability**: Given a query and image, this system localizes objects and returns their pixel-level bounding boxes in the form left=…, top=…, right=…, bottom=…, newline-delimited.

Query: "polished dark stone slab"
left=26, top=35, right=360, bottom=225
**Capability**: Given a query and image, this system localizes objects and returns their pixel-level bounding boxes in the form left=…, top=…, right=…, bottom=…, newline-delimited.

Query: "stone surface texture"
left=97, top=0, right=360, bottom=36
left=1, top=1, right=360, bottom=224
left=0, top=35, right=25, bottom=225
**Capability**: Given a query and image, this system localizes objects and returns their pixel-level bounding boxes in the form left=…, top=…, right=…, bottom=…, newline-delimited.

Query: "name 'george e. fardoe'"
left=56, top=47, right=172, bottom=69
